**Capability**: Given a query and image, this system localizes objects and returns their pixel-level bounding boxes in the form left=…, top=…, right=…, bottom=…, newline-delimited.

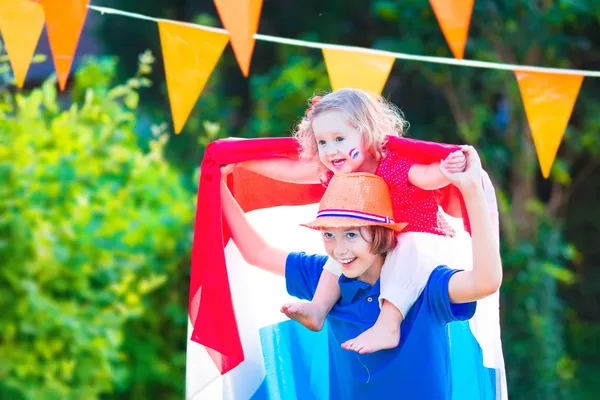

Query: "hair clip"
left=305, top=96, right=322, bottom=116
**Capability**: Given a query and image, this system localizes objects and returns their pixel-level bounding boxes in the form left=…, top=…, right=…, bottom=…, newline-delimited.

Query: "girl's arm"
left=444, top=148, right=503, bottom=303
left=220, top=179, right=290, bottom=276
left=239, top=158, right=321, bottom=184
left=408, top=151, right=466, bottom=190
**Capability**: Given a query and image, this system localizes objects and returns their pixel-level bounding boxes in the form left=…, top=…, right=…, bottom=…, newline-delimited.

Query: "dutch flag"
left=186, top=137, right=507, bottom=399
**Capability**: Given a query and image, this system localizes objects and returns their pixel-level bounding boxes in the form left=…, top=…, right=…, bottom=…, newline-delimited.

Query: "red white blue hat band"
left=316, top=208, right=394, bottom=224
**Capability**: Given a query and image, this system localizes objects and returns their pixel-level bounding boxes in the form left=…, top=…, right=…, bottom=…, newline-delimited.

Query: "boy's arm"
left=408, top=150, right=466, bottom=190
left=239, top=158, right=321, bottom=184
left=443, top=148, right=503, bottom=303
left=220, top=179, right=289, bottom=276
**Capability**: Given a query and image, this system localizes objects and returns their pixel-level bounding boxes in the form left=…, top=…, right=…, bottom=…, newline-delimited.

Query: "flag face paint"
left=349, top=148, right=359, bottom=159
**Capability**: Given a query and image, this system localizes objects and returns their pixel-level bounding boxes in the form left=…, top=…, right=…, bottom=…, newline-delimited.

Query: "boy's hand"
left=442, top=150, right=467, bottom=173
left=440, top=146, right=482, bottom=193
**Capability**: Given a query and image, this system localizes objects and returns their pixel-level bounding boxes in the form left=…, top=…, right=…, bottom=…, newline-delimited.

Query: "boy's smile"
left=322, top=227, right=385, bottom=285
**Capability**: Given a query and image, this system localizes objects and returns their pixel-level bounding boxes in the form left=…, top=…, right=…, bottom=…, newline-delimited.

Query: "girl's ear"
left=362, top=134, right=383, bottom=162
left=366, top=145, right=382, bottom=161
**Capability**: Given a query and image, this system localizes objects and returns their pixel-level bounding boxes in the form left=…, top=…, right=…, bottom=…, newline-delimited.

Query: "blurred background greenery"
left=1, top=0, right=599, bottom=399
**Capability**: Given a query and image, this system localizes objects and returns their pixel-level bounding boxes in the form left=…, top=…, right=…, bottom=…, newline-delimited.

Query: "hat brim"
left=301, top=216, right=407, bottom=233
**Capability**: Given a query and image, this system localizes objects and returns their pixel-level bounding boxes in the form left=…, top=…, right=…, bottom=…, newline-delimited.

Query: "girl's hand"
left=440, top=146, right=482, bottom=193
left=442, top=150, right=467, bottom=173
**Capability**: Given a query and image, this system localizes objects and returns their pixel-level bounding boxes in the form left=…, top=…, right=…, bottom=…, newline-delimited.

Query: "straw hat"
left=302, top=173, right=408, bottom=232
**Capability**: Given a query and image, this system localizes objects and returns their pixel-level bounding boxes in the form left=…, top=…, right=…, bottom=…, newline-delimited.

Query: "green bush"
left=0, top=51, right=192, bottom=399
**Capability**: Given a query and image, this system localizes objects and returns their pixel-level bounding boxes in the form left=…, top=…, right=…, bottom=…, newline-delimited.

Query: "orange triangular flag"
left=38, top=0, right=89, bottom=91
left=515, top=71, right=583, bottom=178
left=158, top=21, right=229, bottom=134
left=0, top=0, right=45, bottom=88
left=429, top=0, right=474, bottom=59
left=322, top=48, right=395, bottom=95
left=213, top=0, right=263, bottom=77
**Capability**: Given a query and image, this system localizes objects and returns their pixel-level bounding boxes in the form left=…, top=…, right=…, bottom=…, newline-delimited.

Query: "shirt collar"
left=338, top=275, right=380, bottom=301
left=337, top=252, right=395, bottom=301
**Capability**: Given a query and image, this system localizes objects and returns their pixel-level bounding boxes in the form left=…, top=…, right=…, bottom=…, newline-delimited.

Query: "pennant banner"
left=213, top=0, right=263, bottom=77
left=429, top=0, right=474, bottom=59
left=39, top=0, right=89, bottom=91
left=322, top=48, right=395, bottom=95
left=158, top=21, right=229, bottom=134
left=0, top=3, right=593, bottom=179
left=515, top=71, right=583, bottom=178
left=0, top=0, right=45, bottom=88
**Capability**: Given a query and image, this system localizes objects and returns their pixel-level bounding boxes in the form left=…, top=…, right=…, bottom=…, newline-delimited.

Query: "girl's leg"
left=342, top=300, right=403, bottom=354
left=343, top=233, right=434, bottom=354
left=281, top=268, right=341, bottom=331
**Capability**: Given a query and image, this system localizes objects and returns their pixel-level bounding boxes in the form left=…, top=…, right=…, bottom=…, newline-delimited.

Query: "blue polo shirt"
left=284, top=252, right=478, bottom=399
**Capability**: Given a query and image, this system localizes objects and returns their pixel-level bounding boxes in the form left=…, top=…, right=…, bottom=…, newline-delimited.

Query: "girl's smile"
left=313, top=110, right=376, bottom=175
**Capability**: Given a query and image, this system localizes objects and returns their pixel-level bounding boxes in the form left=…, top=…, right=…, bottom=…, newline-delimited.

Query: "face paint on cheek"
left=349, top=148, right=359, bottom=159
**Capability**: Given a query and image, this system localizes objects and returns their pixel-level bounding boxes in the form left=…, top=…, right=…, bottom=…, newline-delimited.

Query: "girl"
left=235, top=88, right=473, bottom=354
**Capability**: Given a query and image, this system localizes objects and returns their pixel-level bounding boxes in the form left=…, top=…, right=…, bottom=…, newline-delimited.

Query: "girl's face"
left=321, top=227, right=384, bottom=284
left=312, top=110, right=372, bottom=174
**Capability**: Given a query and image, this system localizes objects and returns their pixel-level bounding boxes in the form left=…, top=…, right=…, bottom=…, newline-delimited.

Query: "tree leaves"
left=0, top=53, right=193, bottom=399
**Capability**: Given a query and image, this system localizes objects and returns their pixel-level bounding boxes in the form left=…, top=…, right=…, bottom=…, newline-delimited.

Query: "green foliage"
left=0, top=52, right=192, bottom=399
left=246, top=52, right=330, bottom=138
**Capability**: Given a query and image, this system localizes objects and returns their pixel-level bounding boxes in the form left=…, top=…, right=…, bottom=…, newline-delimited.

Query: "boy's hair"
left=294, top=88, right=409, bottom=181
left=364, top=226, right=397, bottom=255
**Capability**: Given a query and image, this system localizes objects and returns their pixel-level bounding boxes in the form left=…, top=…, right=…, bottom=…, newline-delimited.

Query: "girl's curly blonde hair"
left=294, top=88, right=409, bottom=181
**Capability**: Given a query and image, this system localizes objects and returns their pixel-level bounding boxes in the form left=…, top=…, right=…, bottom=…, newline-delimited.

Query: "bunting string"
left=87, top=4, right=600, bottom=77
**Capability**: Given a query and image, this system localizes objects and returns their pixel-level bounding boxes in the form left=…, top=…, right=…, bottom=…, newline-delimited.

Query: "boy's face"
left=321, top=227, right=383, bottom=282
left=313, top=110, right=369, bottom=174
